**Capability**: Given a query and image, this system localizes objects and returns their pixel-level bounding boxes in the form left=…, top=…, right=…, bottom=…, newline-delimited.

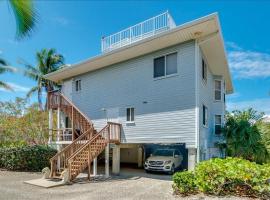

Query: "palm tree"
left=0, top=59, right=15, bottom=90
left=23, top=49, right=64, bottom=111
left=0, top=0, right=38, bottom=90
left=223, top=109, right=268, bottom=163
left=7, top=0, right=38, bottom=39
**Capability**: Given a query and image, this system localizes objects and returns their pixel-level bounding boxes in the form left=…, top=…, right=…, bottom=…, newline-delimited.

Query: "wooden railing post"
left=57, top=107, right=61, bottom=143
left=48, top=109, right=53, bottom=144
left=71, top=106, right=74, bottom=141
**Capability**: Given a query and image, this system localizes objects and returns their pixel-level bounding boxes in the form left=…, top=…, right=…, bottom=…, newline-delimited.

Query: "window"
left=215, top=115, right=222, bottom=134
left=214, top=80, right=222, bottom=101
left=154, top=57, right=165, bottom=78
left=166, top=53, right=177, bottom=75
left=223, top=81, right=226, bottom=102
left=153, top=52, right=177, bottom=78
left=203, top=105, right=208, bottom=126
left=126, top=107, right=135, bottom=122
left=202, top=59, right=207, bottom=82
left=75, top=80, right=81, bottom=91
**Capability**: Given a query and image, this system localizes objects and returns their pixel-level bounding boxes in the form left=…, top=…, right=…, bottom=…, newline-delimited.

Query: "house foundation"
left=188, top=148, right=197, bottom=171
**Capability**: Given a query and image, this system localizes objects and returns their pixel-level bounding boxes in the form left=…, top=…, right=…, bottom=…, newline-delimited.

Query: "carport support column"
left=105, top=143, right=110, bottom=178
left=112, top=145, right=120, bottom=175
left=93, top=158, right=97, bottom=176
left=138, top=146, right=143, bottom=168
left=188, top=148, right=197, bottom=171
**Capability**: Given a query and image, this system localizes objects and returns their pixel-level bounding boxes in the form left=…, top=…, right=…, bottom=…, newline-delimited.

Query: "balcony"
left=101, top=11, right=176, bottom=53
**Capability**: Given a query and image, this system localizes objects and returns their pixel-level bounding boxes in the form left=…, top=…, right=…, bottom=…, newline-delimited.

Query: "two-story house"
left=45, top=11, right=233, bottom=182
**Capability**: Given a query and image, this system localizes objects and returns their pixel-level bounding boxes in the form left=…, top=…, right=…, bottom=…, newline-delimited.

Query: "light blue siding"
left=62, top=41, right=197, bottom=148
left=197, top=47, right=226, bottom=159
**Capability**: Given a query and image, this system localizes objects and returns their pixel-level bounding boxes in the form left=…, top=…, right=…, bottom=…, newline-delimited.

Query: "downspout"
left=195, top=40, right=200, bottom=163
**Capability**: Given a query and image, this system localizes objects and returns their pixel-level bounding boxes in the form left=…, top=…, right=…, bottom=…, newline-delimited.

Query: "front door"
left=106, top=107, right=119, bottom=123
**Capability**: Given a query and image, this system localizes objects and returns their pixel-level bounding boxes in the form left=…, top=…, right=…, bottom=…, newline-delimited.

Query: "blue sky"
left=0, top=1, right=269, bottom=114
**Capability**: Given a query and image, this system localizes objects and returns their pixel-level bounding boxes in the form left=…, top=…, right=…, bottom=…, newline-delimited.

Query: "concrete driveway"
left=0, top=167, right=175, bottom=200
left=0, top=168, right=253, bottom=200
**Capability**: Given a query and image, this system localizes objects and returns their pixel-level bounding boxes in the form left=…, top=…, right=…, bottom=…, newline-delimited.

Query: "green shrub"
left=173, top=157, right=270, bottom=198
left=173, top=171, right=196, bottom=195
left=0, top=145, right=57, bottom=171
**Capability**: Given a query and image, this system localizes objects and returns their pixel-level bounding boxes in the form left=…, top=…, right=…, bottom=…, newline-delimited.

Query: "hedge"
left=173, top=157, right=270, bottom=198
left=0, top=145, right=57, bottom=171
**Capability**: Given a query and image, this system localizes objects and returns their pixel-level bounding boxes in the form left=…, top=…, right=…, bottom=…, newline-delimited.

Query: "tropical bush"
left=172, top=171, right=196, bottom=195
left=0, top=98, right=51, bottom=147
left=224, top=109, right=269, bottom=163
left=0, top=145, right=57, bottom=171
left=173, top=157, right=270, bottom=198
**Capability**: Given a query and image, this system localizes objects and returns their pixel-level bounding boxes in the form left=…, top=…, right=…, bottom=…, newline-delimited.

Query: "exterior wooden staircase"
left=47, top=91, right=121, bottom=182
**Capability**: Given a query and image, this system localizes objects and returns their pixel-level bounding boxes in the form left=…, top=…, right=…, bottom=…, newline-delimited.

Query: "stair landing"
left=24, top=178, right=64, bottom=188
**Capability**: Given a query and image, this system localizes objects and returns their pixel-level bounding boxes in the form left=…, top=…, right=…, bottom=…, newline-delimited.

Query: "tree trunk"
left=38, top=89, right=43, bottom=111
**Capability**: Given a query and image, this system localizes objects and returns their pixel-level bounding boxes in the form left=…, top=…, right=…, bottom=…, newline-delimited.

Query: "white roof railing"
left=101, top=11, right=176, bottom=53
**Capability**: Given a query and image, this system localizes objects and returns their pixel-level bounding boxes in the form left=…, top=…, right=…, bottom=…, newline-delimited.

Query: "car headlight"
left=164, top=160, right=172, bottom=165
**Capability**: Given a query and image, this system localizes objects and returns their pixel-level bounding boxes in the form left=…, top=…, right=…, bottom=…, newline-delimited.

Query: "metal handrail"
left=101, top=11, right=176, bottom=53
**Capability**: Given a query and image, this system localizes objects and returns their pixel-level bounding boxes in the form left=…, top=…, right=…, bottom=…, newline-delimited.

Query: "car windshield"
left=153, top=149, right=174, bottom=157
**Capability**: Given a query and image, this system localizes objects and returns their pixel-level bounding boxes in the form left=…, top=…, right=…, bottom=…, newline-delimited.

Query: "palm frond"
left=24, top=70, right=39, bottom=81
left=26, top=86, right=39, bottom=98
left=0, top=58, right=7, bottom=66
left=0, top=81, right=14, bottom=91
left=9, top=0, right=39, bottom=40
left=18, top=58, right=39, bottom=73
left=0, top=66, right=15, bottom=74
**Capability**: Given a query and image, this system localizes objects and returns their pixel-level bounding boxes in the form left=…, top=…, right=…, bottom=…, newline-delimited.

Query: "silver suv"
left=144, top=149, right=183, bottom=174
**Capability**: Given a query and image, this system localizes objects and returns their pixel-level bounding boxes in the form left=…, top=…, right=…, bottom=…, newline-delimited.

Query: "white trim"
left=195, top=40, right=200, bottom=162
left=126, top=107, right=135, bottom=123
left=214, top=79, right=222, bottom=101
left=214, top=114, right=222, bottom=135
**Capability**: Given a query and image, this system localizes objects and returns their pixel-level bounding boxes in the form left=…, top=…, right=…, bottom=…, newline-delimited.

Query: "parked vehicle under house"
left=44, top=11, right=233, bottom=182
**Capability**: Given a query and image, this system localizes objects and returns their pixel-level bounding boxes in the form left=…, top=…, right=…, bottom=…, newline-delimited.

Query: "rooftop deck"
left=101, top=11, right=176, bottom=53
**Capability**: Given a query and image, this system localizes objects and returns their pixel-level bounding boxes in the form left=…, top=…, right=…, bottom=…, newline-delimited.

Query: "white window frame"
left=202, top=104, right=208, bottom=127
left=153, top=51, right=178, bottom=79
left=214, top=79, right=222, bottom=101
left=202, top=58, right=207, bottom=84
left=126, top=107, right=135, bottom=123
left=75, top=79, right=81, bottom=92
left=214, top=115, right=222, bottom=135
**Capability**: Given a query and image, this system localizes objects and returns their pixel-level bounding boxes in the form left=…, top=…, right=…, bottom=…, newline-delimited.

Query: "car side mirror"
left=174, top=154, right=179, bottom=158
left=150, top=154, right=153, bottom=157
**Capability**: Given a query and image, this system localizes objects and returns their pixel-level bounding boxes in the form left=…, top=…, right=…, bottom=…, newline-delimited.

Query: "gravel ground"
left=0, top=168, right=255, bottom=200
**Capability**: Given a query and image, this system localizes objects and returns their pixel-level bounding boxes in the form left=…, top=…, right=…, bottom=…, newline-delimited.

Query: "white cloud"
left=227, top=43, right=270, bottom=79
left=0, top=82, right=30, bottom=93
left=226, top=42, right=243, bottom=51
left=227, top=98, right=270, bottom=115
left=227, top=92, right=241, bottom=100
